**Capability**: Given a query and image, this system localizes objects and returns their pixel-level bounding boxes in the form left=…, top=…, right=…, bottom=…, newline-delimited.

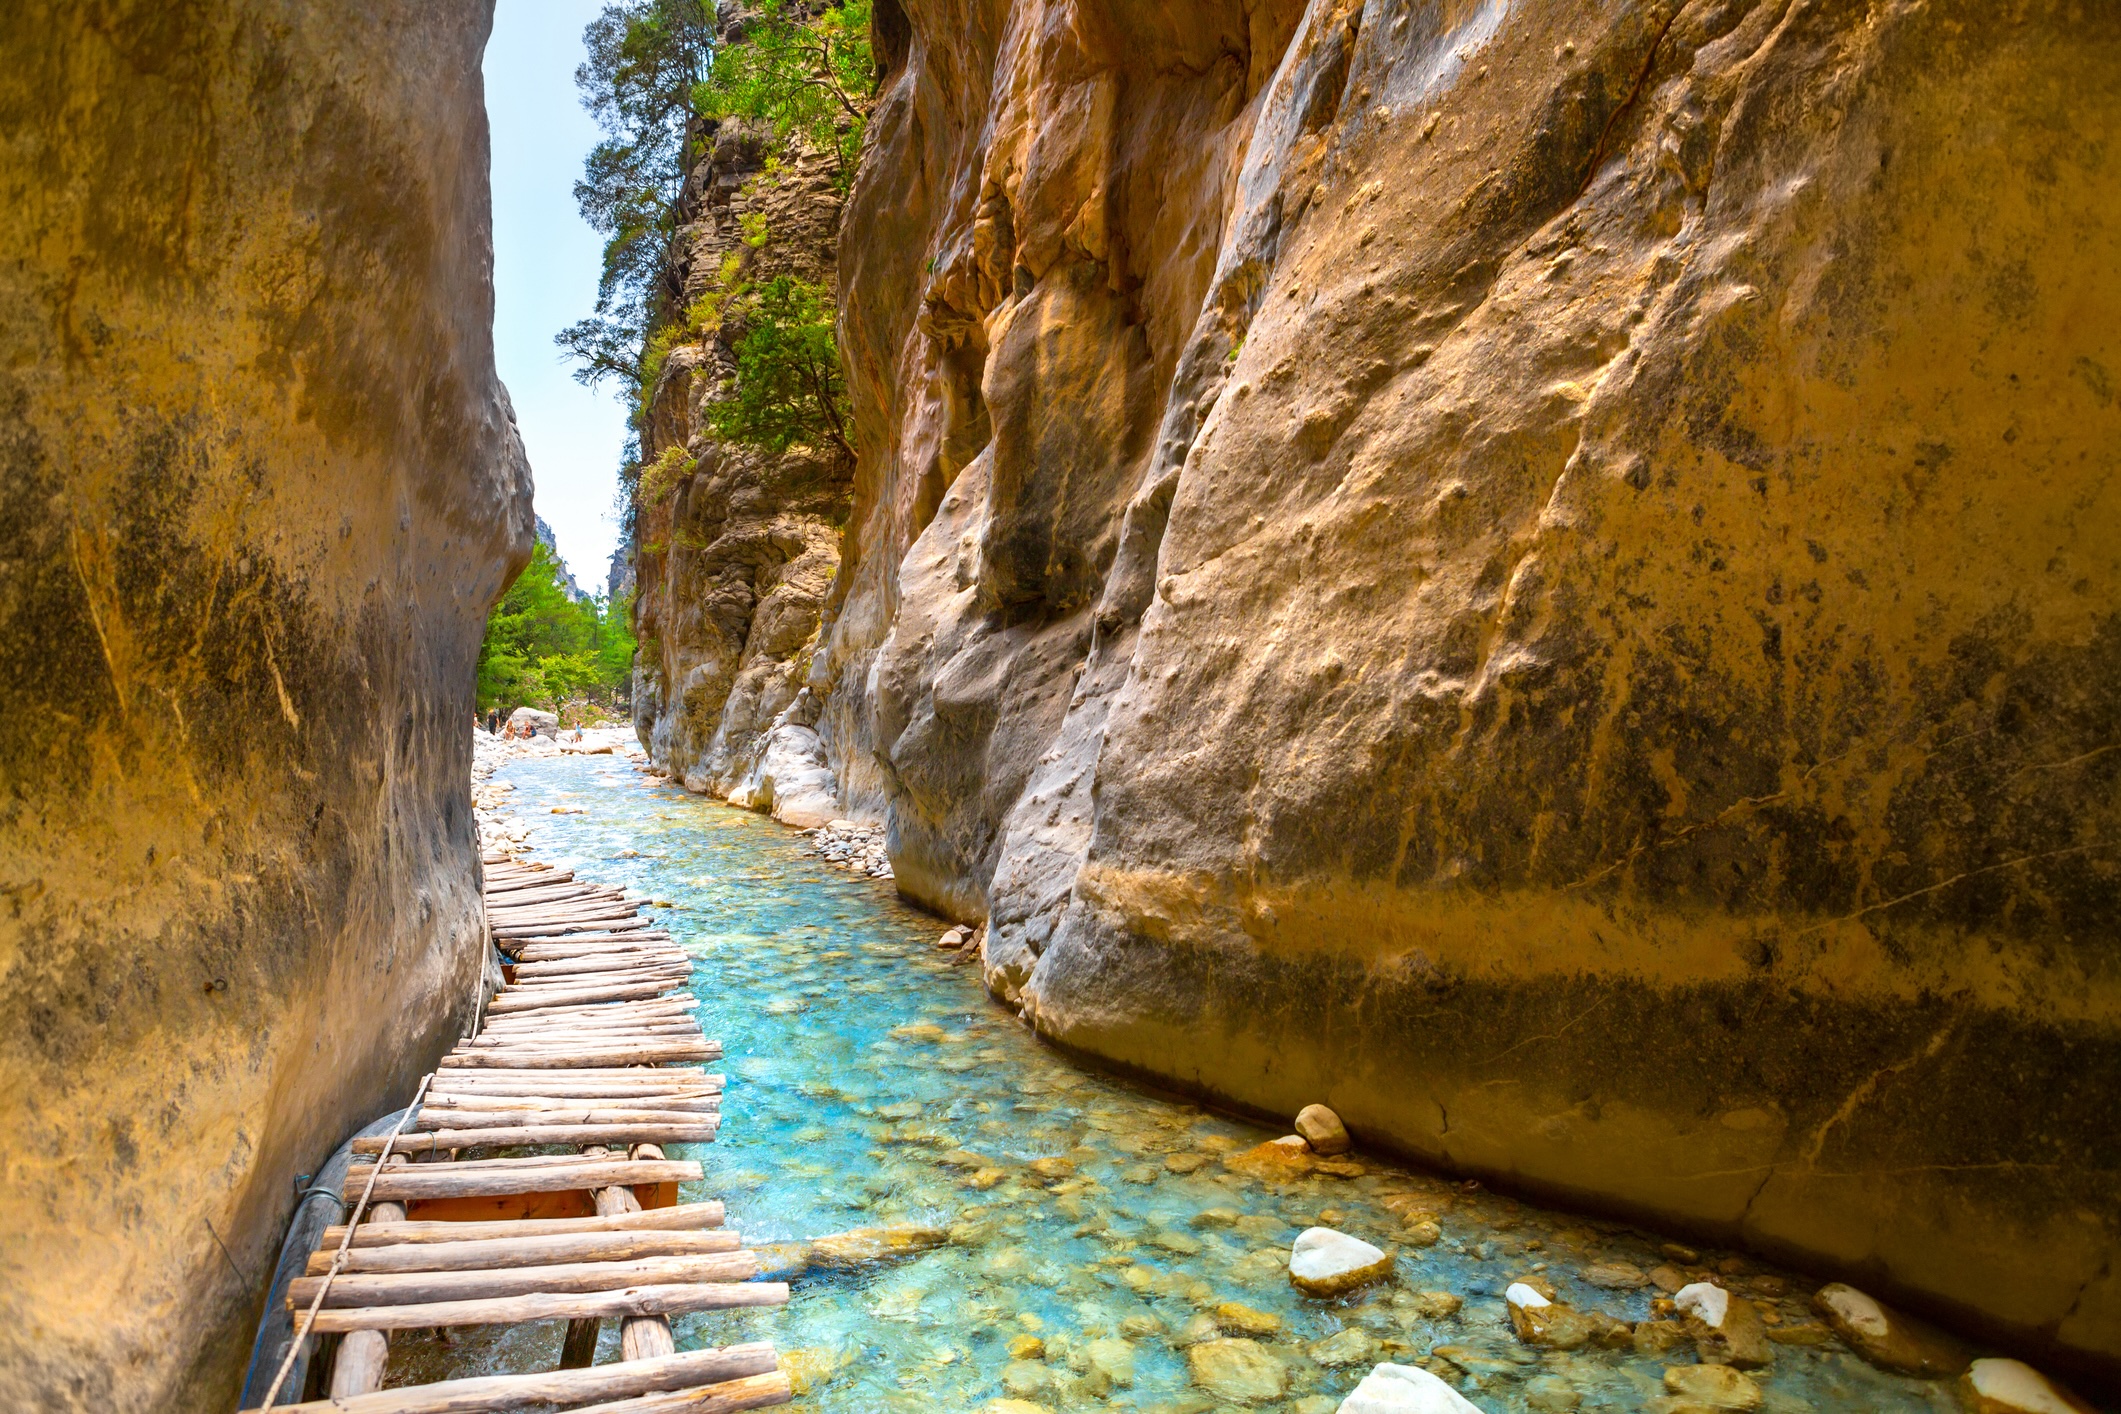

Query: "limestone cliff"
left=0, top=3, right=530, bottom=1407
left=818, top=0, right=2121, bottom=1374
left=631, top=119, right=853, bottom=826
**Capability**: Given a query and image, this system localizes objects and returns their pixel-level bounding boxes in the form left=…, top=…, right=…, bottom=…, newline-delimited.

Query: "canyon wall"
left=0, top=3, right=531, bottom=1407
left=816, top=0, right=2121, bottom=1374
left=632, top=119, right=853, bottom=827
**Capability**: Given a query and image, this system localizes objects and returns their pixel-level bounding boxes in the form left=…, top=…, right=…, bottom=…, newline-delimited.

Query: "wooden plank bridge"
left=248, top=854, right=791, bottom=1413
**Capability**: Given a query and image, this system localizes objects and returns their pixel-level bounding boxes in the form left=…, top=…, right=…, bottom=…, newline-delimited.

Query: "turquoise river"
left=385, top=751, right=1972, bottom=1414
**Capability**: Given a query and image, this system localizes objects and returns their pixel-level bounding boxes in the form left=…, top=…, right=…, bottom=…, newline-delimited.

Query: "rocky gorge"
left=635, top=0, right=2121, bottom=1383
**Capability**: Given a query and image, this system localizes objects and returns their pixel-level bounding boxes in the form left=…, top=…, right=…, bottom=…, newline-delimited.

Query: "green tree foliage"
left=556, top=0, right=717, bottom=400
left=477, top=542, right=638, bottom=718
left=707, top=275, right=854, bottom=462
left=696, top=0, right=874, bottom=181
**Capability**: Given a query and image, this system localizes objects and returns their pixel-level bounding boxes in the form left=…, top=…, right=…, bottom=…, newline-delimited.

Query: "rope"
left=253, top=1073, right=434, bottom=1410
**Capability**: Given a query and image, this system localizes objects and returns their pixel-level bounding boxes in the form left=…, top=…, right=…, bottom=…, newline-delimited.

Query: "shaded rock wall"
left=820, top=0, right=2121, bottom=1373
left=0, top=3, right=531, bottom=1407
left=632, top=122, right=853, bottom=826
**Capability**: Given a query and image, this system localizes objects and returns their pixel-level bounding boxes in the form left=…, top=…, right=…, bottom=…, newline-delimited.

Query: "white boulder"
left=1336, top=1362, right=1484, bottom=1413
left=1290, top=1227, right=1392, bottom=1297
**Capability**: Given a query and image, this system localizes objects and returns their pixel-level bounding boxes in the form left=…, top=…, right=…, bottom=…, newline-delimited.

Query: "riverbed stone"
left=1661, top=1363, right=1762, bottom=1410
left=1675, top=1282, right=1773, bottom=1368
left=1007, top=1334, right=1046, bottom=1360
left=1810, top=1282, right=1968, bottom=1376
left=1311, top=1326, right=1380, bottom=1366
left=1408, top=1291, right=1463, bottom=1320
left=1188, top=1337, right=1288, bottom=1402
left=1506, top=1284, right=1592, bottom=1350
left=1525, top=1375, right=1584, bottom=1412
left=1002, top=1360, right=1053, bottom=1397
left=1083, top=1336, right=1136, bottom=1387
left=1402, top=1219, right=1444, bottom=1247
left=1958, top=1359, right=2098, bottom=1414
left=1216, top=1301, right=1283, bottom=1336
left=1335, top=1362, right=1485, bottom=1413
left=1291, top=1227, right=1394, bottom=1297
left=1582, top=1261, right=1651, bottom=1289
left=1296, top=1104, right=1352, bottom=1155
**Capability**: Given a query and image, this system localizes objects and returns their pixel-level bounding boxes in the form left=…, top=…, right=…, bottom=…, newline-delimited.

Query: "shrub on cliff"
left=696, top=0, right=874, bottom=181
left=707, top=274, right=854, bottom=463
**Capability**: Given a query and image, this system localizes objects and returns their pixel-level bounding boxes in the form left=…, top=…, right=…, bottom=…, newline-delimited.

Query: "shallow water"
left=387, top=753, right=1964, bottom=1413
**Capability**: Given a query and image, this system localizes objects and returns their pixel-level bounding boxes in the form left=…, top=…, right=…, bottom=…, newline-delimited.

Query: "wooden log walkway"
left=247, top=853, right=790, bottom=1413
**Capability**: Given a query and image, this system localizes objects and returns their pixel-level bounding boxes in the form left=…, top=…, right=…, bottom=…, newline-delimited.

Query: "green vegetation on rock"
left=696, top=0, right=874, bottom=181
left=708, top=274, right=854, bottom=462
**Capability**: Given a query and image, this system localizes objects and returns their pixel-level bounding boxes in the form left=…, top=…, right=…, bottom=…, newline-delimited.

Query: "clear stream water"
left=385, top=752, right=1967, bottom=1413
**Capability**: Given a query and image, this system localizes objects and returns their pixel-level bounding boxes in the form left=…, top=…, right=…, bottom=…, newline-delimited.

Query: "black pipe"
left=235, top=1107, right=411, bottom=1408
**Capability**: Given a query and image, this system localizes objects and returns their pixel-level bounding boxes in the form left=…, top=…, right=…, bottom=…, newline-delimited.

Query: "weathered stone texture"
left=632, top=122, right=852, bottom=826
left=821, top=0, right=2121, bottom=1374
left=0, top=3, right=530, bottom=1406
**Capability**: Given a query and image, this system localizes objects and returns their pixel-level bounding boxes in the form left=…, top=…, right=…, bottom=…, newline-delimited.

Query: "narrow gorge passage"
left=420, top=744, right=1984, bottom=1414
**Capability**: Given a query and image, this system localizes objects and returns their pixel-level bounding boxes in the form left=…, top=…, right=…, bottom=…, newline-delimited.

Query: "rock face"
left=0, top=2, right=530, bottom=1408
left=815, top=0, right=2121, bottom=1373
left=630, top=111, right=853, bottom=822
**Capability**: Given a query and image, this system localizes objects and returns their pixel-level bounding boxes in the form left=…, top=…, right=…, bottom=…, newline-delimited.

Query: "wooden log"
left=569, top=1371, right=791, bottom=1414
left=467, top=1024, right=703, bottom=1043
left=306, top=1228, right=741, bottom=1275
left=509, top=961, right=690, bottom=981
left=493, top=917, right=654, bottom=938
left=508, top=942, right=677, bottom=960
left=438, top=1053, right=717, bottom=1073
left=288, top=1251, right=757, bottom=1309
left=463, top=1027, right=703, bottom=1047
left=338, top=1158, right=700, bottom=1201
left=321, top=1201, right=724, bottom=1248
left=304, top=1281, right=788, bottom=1332
left=413, top=1105, right=721, bottom=1129
left=477, top=1002, right=699, bottom=1026
left=426, top=1093, right=720, bottom=1114
left=488, top=984, right=691, bottom=1014
left=440, top=1046, right=717, bottom=1070
left=327, top=1171, right=408, bottom=1397
left=244, top=1342, right=777, bottom=1414
left=484, top=869, right=576, bottom=892
left=486, top=886, right=630, bottom=905
left=426, top=1065, right=717, bottom=1080
left=500, top=969, right=691, bottom=992
left=508, top=932, right=674, bottom=953
left=427, top=1080, right=723, bottom=1101
left=354, top=1122, right=718, bottom=1154
left=489, top=907, right=643, bottom=927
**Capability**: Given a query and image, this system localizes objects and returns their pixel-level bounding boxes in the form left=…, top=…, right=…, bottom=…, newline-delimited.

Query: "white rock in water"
left=1336, top=1362, right=1485, bottom=1413
left=1675, top=1281, right=1730, bottom=1327
left=1505, top=1283, right=1551, bottom=1310
left=1960, top=1358, right=2095, bottom=1414
left=1290, top=1227, right=1392, bottom=1297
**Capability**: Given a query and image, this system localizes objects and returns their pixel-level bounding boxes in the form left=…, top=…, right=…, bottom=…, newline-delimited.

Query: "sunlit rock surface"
left=0, top=3, right=530, bottom=1406
left=818, top=0, right=2121, bottom=1373
left=631, top=115, right=852, bottom=820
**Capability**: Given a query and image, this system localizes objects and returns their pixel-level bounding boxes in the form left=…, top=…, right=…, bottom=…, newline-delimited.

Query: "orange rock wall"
left=0, top=3, right=530, bottom=1406
left=822, top=0, right=2121, bottom=1373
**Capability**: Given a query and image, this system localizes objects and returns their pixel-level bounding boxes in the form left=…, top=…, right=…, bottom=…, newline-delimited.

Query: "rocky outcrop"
left=815, top=0, right=2121, bottom=1377
left=0, top=3, right=530, bottom=1407
left=630, top=118, right=853, bottom=825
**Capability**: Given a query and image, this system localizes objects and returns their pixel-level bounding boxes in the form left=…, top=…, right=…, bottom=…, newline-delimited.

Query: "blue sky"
left=484, top=0, right=632, bottom=594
